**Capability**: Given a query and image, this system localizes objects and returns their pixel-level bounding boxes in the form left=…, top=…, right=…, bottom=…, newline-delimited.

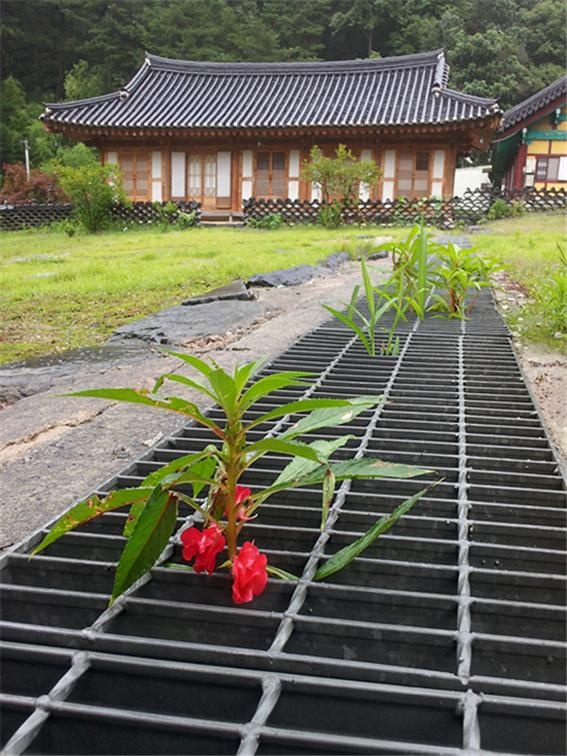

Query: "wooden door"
left=187, top=153, right=217, bottom=209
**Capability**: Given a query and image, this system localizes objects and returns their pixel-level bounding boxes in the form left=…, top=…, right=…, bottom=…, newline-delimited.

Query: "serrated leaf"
left=246, top=438, right=322, bottom=463
left=314, top=487, right=429, bottom=581
left=123, top=499, right=147, bottom=538
left=302, top=457, right=433, bottom=487
left=111, top=488, right=178, bottom=603
left=161, top=350, right=214, bottom=379
left=141, top=449, right=214, bottom=488
left=66, top=388, right=223, bottom=437
left=156, top=373, right=217, bottom=402
left=33, top=487, right=152, bottom=555
left=280, top=396, right=381, bottom=440
left=246, top=398, right=358, bottom=430
left=233, top=359, right=265, bottom=395
left=240, top=372, right=314, bottom=410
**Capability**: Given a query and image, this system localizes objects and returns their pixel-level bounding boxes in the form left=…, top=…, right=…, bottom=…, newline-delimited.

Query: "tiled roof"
left=42, top=50, right=499, bottom=130
left=499, top=76, right=567, bottom=133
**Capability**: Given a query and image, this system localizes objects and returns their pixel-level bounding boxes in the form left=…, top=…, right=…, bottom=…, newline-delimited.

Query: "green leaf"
left=322, top=305, right=370, bottom=354
left=66, top=388, right=223, bottom=437
left=187, top=457, right=218, bottom=499
left=141, top=449, right=215, bottom=488
left=246, top=438, right=322, bottom=463
left=111, top=488, right=178, bottom=603
left=360, top=257, right=375, bottom=318
left=240, top=371, right=314, bottom=410
left=302, top=457, right=433, bottom=487
left=246, top=397, right=360, bottom=430
left=314, top=487, right=429, bottom=581
left=123, top=499, right=147, bottom=538
left=249, top=436, right=354, bottom=509
left=161, top=350, right=214, bottom=379
left=32, top=487, right=152, bottom=555
left=207, top=368, right=237, bottom=416
left=156, top=373, right=217, bottom=403
left=321, top=468, right=336, bottom=530
left=233, top=358, right=265, bottom=396
left=280, top=396, right=381, bottom=440
left=266, top=565, right=300, bottom=581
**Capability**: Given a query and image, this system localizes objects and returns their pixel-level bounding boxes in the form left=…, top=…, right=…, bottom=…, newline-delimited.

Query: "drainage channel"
left=1, top=290, right=565, bottom=755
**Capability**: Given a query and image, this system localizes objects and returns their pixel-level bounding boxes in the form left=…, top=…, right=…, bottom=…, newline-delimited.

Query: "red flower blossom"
left=181, top=524, right=226, bottom=574
left=225, top=485, right=252, bottom=521
left=231, top=541, right=268, bottom=604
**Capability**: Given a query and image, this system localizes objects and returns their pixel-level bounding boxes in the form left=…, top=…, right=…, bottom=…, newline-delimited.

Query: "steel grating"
left=1, top=289, right=565, bottom=755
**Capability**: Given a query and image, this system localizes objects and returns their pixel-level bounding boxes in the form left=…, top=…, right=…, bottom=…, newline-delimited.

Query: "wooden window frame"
left=394, top=149, right=432, bottom=199
left=253, top=150, right=289, bottom=200
left=117, top=150, right=151, bottom=201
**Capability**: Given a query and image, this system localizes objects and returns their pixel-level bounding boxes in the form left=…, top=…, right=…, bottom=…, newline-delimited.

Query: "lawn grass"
left=476, top=213, right=566, bottom=351
left=1, top=214, right=564, bottom=365
left=0, top=224, right=402, bottom=364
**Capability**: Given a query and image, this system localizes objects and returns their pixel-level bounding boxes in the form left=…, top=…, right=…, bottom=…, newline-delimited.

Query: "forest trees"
left=0, top=0, right=565, bottom=170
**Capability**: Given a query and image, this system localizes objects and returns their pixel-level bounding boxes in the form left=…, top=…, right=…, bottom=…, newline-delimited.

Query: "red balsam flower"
left=231, top=542, right=268, bottom=604
left=181, top=524, right=226, bottom=574
left=225, top=485, right=252, bottom=522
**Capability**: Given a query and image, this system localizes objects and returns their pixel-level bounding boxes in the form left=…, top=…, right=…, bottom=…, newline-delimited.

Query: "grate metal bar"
left=1, top=290, right=565, bottom=755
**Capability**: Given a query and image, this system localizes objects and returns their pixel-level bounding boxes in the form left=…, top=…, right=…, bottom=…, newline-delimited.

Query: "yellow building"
left=492, top=76, right=567, bottom=191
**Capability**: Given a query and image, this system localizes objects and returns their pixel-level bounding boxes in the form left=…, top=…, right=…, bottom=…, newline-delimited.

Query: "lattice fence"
left=0, top=201, right=201, bottom=231
left=243, top=187, right=567, bottom=228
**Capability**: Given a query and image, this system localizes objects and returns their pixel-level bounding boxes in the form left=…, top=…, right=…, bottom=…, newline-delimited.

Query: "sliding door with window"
left=254, top=151, right=287, bottom=199
left=396, top=151, right=431, bottom=199
left=187, top=154, right=217, bottom=209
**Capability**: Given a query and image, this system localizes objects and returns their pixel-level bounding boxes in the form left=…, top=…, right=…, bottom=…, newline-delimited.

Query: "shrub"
left=0, top=162, right=64, bottom=204
left=318, top=202, right=342, bottom=229
left=487, top=197, right=524, bottom=220
left=55, top=163, right=127, bottom=233
left=248, top=212, right=283, bottom=230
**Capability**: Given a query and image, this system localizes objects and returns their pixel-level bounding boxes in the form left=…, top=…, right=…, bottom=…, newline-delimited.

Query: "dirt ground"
left=1, top=256, right=565, bottom=552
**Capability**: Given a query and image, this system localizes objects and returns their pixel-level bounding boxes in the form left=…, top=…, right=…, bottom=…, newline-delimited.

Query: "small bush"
left=55, top=163, right=127, bottom=233
left=318, top=202, right=342, bottom=229
left=0, top=162, right=63, bottom=203
left=248, top=212, right=283, bottom=230
left=487, top=197, right=524, bottom=220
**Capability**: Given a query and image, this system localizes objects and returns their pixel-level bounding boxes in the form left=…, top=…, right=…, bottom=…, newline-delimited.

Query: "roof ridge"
left=144, top=49, right=446, bottom=75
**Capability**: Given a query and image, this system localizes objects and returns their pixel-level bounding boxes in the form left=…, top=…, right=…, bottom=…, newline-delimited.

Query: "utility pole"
left=22, top=139, right=30, bottom=180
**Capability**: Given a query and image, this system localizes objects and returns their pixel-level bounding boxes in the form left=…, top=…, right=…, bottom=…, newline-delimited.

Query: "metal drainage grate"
left=1, top=290, right=565, bottom=755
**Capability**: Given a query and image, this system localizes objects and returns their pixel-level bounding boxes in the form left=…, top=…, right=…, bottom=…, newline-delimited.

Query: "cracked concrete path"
left=0, top=259, right=390, bottom=550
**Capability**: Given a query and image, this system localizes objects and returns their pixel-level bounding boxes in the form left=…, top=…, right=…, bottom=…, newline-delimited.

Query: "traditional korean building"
left=492, top=76, right=567, bottom=191
left=41, top=50, right=500, bottom=213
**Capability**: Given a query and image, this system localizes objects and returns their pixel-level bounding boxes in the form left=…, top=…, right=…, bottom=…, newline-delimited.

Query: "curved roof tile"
left=42, top=50, right=498, bottom=130
left=499, top=76, right=567, bottom=133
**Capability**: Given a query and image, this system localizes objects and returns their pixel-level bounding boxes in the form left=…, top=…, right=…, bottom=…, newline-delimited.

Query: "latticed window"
left=187, top=154, right=217, bottom=204
left=119, top=152, right=149, bottom=200
left=535, top=156, right=562, bottom=181
left=396, top=150, right=430, bottom=198
left=255, top=151, right=287, bottom=198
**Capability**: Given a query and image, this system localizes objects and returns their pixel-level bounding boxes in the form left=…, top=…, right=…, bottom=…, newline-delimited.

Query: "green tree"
left=55, top=162, right=127, bottom=232
left=64, top=60, right=104, bottom=100
left=302, top=144, right=381, bottom=227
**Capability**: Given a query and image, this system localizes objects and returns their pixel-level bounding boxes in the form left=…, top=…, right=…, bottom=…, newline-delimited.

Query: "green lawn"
left=1, top=214, right=564, bottom=365
left=475, top=214, right=566, bottom=350
left=0, top=224, right=400, bottom=364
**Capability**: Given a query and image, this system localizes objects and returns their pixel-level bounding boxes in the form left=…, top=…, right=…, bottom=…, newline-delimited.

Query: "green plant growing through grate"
left=429, top=242, right=502, bottom=319
left=322, top=257, right=402, bottom=357
left=32, top=353, right=435, bottom=605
